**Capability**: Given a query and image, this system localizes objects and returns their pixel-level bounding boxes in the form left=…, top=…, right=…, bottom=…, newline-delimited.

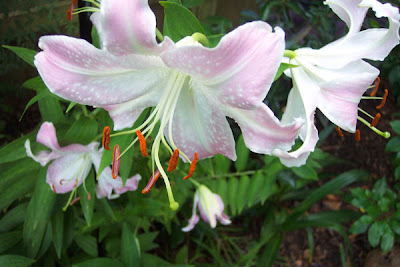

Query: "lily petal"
left=35, top=35, right=169, bottom=106
left=214, top=194, right=231, bottom=225
left=25, top=139, right=60, bottom=166
left=47, top=153, right=92, bottom=193
left=170, top=84, right=236, bottom=161
left=182, top=192, right=200, bottom=232
left=161, top=21, right=285, bottom=109
left=36, top=122, right=61, bottom=150
left=96, top=168, right=141, bottom=199
left=224, top=104, right=302, bottom=154
left=93, top=0, right=174, bottom=55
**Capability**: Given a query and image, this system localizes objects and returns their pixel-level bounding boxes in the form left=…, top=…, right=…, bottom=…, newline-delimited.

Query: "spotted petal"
left=91, top=0, right=174, bottom=55
left=161, top=21, right=285, bottom=109
left=35, top=35, right=169, bottom=106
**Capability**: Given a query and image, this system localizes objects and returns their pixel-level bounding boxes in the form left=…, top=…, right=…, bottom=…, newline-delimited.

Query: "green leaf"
left=207, top=34, right=224, bottom=48
left=0, top=130, right=38, bottom=164
left=138, top=232, right=159, bottom=253
left=160, top=1, right=205, bottom=42
left=121, top=223, right=141, bottom=267
left=0, top=255, right=35, bottom=267
left=0, top=203, right=28, bottom=233
left=247, top=172, right=264, bottom=207
left=257, top=233, right=282, bottom=267
left=20, top=90, right=53, bottom=121
left=3, top=45, right=37, bottom=67
left=214, top=154, right=230, bottom=174
left=182, top=0, right=203, bottom=8
left=74, top=234, right=98, bottom=257
left=0, top=231, right=22, bottom=253
left=390, top=121, right=400, bottom=135
left=38, top=96, right=64, bottom=123
left=350, top=220, right=369, bottom=234
left=23, top=167, right=56, bottom=258
left=368, top=221, right=385, bottom=247
left=66, top=102, right=77, bottom=113
left=390, top=219, right=400, bottom=235
left=235, top=135, right=249, bottom=172
left=228, top=177, right=239, bottom=215
left=386, top=137, right=400, bottom=152
left=78, top=170, right=96, bottom=226
left=291, top=164, right=318, bottom=180
left=91, top=26, right=101, bottom=49
left=290, top=170, right=367, bottom=218
left=175, top=245, right=188, bottom=264
left=74, top=258, right=124, bottom=267
left=274, top=63, right=298, bottom=81
left=372, top=178, right=387, bottom=199
left=236, top=175, right=250, bottom=214
left=51, top=210, right=64, bottom=259
left=22, top=76, right=47, bottom=92
left=63, top=117, right=98, bottom=145
left=381, top=224, right=394, bottom=252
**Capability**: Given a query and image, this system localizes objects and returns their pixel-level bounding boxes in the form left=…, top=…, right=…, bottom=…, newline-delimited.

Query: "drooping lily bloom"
left=182, top=185, right=231, bottom=232
left=25, top=122, right=141, bottom=199
left=34, top=0, right=301, bottom=209
left=272, top=0, right=399, bottom=167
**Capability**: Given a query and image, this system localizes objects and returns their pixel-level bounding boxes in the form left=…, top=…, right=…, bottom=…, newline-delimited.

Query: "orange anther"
left=51, top=184, right=56, bottom=193
left=167, top=149, right=180, bottom=172
left=376, top=89, right=388, bottom=109
left=335, top=126, right=344, bottom=137
left=355, top=129, right=361, bottom=142
left=142, top=170, right=161, bottom=194
left=183, top=153, right=198, bottom=180
left=102, top=126, right=111, bottom=150
left=370, top=76, right=380, bottom=97
left=66, top=9, right=73, bottom=21
left=370, top=113, right=381, bottom=127
left=136, top=130, right=148, bottom=157
left=70, top=197, right=80, bottom=206
left=112, top=145, right=121, bottom=179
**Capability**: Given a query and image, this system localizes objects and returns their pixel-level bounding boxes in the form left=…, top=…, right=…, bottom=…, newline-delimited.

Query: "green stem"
left=357, top=116, right=391, bottom=138
left=283, top=50, right=296, bottom=59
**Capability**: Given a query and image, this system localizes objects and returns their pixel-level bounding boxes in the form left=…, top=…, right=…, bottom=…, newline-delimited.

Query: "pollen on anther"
left=335, top=126, right=344, bottom=138
left=376, top=89, right=388, bottom=110
left=370, top=76, right=380, bottom=97
left=355, top=129, right=361, bottom=142
left=112, top=145, right=121, bottom=179
left=370, top=113, right=381, bottom=127
left=183, top=153, right=198, bottom=180
left=167, top=149, right=180, bottom=172
left=142, top=170, right=161, bottom=194
left=102, top=126, right=111, bottom=150
left=136, top=130, right=148, bottom=157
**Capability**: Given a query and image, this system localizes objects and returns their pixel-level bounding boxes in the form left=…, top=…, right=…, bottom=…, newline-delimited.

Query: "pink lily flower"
left=25, top=122, right=141, bottom=198
left=34, top=0, right=301, bottom=209
left=182, top=185, right=230, bottom=232
left=273, top=0, right=399, bottom=167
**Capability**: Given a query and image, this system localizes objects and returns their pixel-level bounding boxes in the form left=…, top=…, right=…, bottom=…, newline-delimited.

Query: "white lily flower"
left=273, top=0, right=399, bottom=167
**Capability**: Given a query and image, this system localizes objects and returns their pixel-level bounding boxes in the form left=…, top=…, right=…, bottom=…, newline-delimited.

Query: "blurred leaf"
left=161, top=1, right=205, bottom=42
left=91, top=27, right=100, bottom=48
left=257, top=233, right=282, bottom=267
left=391, top=121, right=400, bottom=135
left=182, top=0, right=203, bottom=8
left=38, top=96, right=64, bottom=123
left=386, top=137, right=400, bottom=152
left=63, top=117, right=98, bottom=145
left=74, top=258, right=124, bottom=267
left=214, top=154, right=230, bottom=174
left=78, top=170, right=96, bottom=226
left=51, top=210, right=64, bottom=259
left=390, top=220, right=400, bottom=235
left=0, top=202, right=28, bottom=233
left=237, top=175, right=250, bottom=214
left=175, top=245, right=188, bottom=264
left=22, top=76, right=47, bottom=92
left=350, top=220, right=369, bottom=234
left=74, top=234, right=98, bottom=257
left=0, top=231, right=22, bottom=253
left=3, top=45, right=37, bottom=67
left=235, top=135, right=249, bottom=172
left=291, top=164, right=318, bottom=180
left=381, top=224, right=394, bottom=252
left=274, top=63, right=298, bottom=81
left=66, top=102, right=77, bottom=113
left=372, top=178, right=387, bottom=200
left=121, top=223, right=141, bottom=267
left=0, top=131, right=38, bottom=164
left=228, top=177, right=239, bottom=215
left=368, top=221, right=385, bottom=247
left=0, top=255, right=35, bottom=267
left=208, top=34, right=224, bottom=48
left=138, top=232, right=159, bottom=252
left=23, top=167, right=56, bottom=258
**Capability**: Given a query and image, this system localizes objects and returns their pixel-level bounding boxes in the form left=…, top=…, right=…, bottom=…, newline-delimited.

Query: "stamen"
left=355, top=129, right=361, bottom=142
left=70, top=196, right=80, bottom=206
left=136, top=130, right=148, bottom=157
left=357, top=116, right=391, bottom=138
left=376, top=89, right=388, bottom=109
left=183, top=153, right=198, bottom=180
left=370, top=76, right=380, bottom=96
left=102, top=126, right=111, bottom=150
left=167, top=149, right=180, bottom=172
left=66, top=0, right=78, bottom=21
left=51, top=184, right=56, bottom=193
left=335, top=126, right=344, bottom=137
left=370, top=113, right=381, bottom=127
left=112, top=145, right=121, bottom=179
left=142, top=170, right=161, bottom=194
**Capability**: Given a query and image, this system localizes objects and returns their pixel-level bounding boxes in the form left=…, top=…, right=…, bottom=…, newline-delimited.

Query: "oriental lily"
left=25, top=122, right=141, bottom=201
left=182, top=184, right=231, bottom=232
left=273, top=0, right=399, bottom=167
left=34, top=0, right=301, bottom=209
